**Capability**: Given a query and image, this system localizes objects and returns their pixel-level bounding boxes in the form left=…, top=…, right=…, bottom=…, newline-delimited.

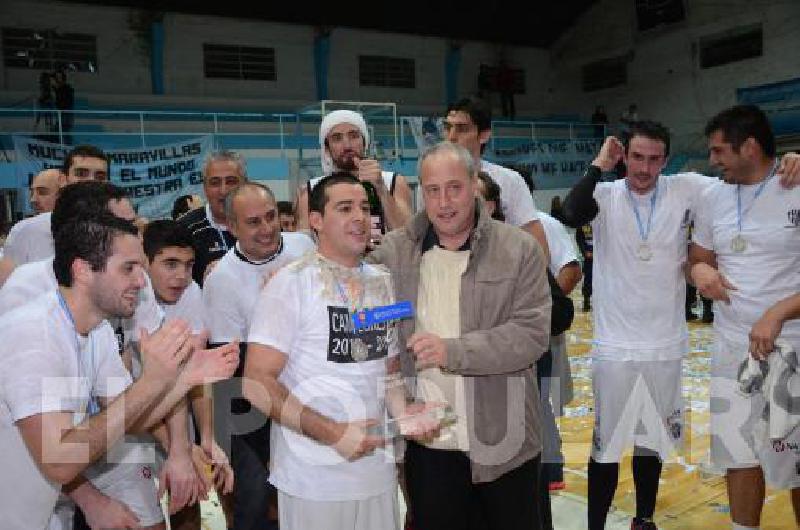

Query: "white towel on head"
left=319, top=110, right=369, bottom=174
left=738, top=340, right=800, bottom=441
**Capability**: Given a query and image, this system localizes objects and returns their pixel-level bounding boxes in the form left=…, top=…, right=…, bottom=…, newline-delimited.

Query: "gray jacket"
left=369, top=201, right=551, bottom=483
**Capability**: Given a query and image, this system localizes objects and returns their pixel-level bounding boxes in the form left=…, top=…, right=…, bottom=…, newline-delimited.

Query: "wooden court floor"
left=557, top=299, right=797, bottom=529
left=199, top=294, right=797, bottom=529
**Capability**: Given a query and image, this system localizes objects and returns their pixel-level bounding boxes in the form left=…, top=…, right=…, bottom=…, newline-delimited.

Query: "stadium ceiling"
left=71, top=0, right=598, bottom=48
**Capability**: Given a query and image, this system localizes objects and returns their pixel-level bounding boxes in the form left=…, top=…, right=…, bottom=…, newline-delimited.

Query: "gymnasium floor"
left=553, top=298, right=796, bottom=529
left=198, top=293, right=797, bottom=529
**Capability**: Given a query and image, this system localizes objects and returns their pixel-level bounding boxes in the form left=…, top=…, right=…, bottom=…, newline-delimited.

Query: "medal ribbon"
left=57, top=291, right=99, bottom=416
left=626, top=180, right=659, bottom=243
left=736, top=160, right=778, bottom=234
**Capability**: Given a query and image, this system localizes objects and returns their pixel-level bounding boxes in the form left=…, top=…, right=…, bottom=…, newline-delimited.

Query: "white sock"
left=732, top=523, right=759, bottom=530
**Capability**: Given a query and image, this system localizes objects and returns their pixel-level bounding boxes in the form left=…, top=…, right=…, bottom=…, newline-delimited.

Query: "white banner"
left=13, top=136, right=212, bottom=219
left=492, top=139, right=602, bottom=189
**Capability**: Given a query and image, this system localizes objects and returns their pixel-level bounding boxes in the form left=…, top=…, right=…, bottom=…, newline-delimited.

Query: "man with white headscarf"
left=295, top=110, right=413, bottom=239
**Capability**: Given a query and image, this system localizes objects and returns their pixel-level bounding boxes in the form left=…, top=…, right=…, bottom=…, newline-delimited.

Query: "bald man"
left=3, top=144, right=110, bottom=269
left=29, top=168, right=61, bottom=214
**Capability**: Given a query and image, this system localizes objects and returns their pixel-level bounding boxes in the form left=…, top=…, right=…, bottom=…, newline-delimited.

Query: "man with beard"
left=561, top=121, right=800, bottom=529
left=0, top=211, right=239, bottom=529
left=295, top=110, right=413, bottom=241
left=690, top=104, right=800, bottom=529
left=0, top=183, right=204, bottom=530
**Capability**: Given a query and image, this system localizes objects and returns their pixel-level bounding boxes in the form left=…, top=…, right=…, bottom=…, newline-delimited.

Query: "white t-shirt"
left=591, top=172, right=713, bottom=361
left=3, top=212, right=54, bottom=266
left=692, top=175, right=800, bottom=349
left=480, top=160, right=539, bottom=227
left=247, top=253, right=398, bottom=501
left=204, top=233, right=315, bottom=343
left=0, top=291, right=131, bottom=530
left=159, top=281, right=204, bottom=334
left=539, top=212, right=579, bottom=275
left=0, top=259, right=164, bottom=358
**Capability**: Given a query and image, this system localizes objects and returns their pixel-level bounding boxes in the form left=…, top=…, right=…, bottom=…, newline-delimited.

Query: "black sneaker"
left=631, top=517, right=657, bottom=530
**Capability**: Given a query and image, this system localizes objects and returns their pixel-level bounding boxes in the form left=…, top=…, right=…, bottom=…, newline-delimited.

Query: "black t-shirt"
left=177, top=206, right=236, bottom=285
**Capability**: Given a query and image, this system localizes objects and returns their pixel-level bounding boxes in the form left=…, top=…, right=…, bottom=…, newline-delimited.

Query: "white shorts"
left=711, top=335, right=800, bottom=489
left=591, top=358, right=684, bottom=463
left=47, top=460, right=163, bottom=530
left=278, top=488, right=399, bottom=530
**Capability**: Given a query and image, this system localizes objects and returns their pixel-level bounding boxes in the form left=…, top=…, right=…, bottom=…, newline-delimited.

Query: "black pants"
left=405, top=441, right=542, bottom=530
left=686, top=282, right=697, bottom=316
left=215, top=372, right=276, bottom=530
left=581, top=258, right=593, bottom=305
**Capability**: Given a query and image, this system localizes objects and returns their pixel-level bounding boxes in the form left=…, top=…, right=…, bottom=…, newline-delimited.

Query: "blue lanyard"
left=626, top=181, right=659, bottom=242
left=736, top=161, right=777, bottom=233
left=56, top=291, right=99, bottom=416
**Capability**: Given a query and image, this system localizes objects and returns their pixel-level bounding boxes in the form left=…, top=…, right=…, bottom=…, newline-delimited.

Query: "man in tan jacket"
left=369, top=142, right=551, bottom=530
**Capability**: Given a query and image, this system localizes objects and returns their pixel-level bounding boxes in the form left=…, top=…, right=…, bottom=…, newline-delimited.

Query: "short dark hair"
left=142, top=220, right=195, bottom=262
left=476, top=171, right=505, bottom=222
left=62, top=145, right=109, bottom=175
left=171, top=195, right=194, bottom=220
left=224, top=182, right=275, bottom=224
left=626, top=120, right=671, bottom=157
left=446, top=96, right=492, bottom=132
left=277, top=201, right=294, bottom=216
left=51, top=181, right=128, bottom=229
left=704, top=104, right=776, bottom=158
left=53, top=212, right=138, bottom=287
left=309, top=172, right=361, bottom=215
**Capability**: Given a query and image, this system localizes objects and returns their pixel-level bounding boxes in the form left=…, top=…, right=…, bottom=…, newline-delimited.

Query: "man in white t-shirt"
left=244, top=173, right=437, bottom=530
left=562, top=121, right=800, bottom=529
left=295, top=110, right=413, bottom=241
left=203, top=182, right=314, bottom=530
left=0, top=183, right=205, bottom=529
left=539, top=212, right=582, bottom=296
left=690, top=104, right=800, bottom=529
left=1, top=181, right=167, bottom=377
left=144, top=220, right=205, bottom=334
left=2, top=144, right=110, bottom=272
left=442, top=96, right=550, bottom=260
left=538, top=211, right=582, bottom=492
left=0, top=211, right=239, bottom=530
left=142, top=219, right=236, bottom=529
left=563, top=123, right=700, bottom=530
